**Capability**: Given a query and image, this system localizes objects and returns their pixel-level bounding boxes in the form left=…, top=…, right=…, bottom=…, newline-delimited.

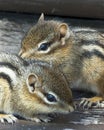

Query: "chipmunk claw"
left=0, top=114, right=17, bottom=124
left=30, top=115, right=53, bottom=123
left=79, top=98, right=92, bottom=109
left=93, top=101, right=104, bottom=108
left=79, top=96, right=104, bottom=109
left=39, top=115, right=54, bottom=122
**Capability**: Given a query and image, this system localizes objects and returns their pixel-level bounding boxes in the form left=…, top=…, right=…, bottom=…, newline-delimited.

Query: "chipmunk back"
left=0, top=53, right=74, bottom=123
left=19, top=14, right=104, bottom=108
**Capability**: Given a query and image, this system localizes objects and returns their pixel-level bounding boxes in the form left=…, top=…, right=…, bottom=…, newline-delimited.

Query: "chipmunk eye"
left=46, top=93, right=57, bottom=102
left=38, top=43, right=50, bottom=51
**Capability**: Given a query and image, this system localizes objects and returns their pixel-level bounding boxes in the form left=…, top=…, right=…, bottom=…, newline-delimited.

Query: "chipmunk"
left=19, top=13, right=104, bottom=108
left=0, top=53, right=74, bottom=124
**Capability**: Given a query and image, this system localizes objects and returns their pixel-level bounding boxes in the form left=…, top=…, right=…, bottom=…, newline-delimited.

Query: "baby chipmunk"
left=19, top=13, right=104, bottom=108
left=0, top=53, right=74, bottom=124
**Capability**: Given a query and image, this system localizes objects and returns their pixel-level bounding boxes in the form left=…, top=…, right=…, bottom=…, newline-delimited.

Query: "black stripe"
left=81, top=40, right=104, bottom=49
left=75, top=30, right=97, bottom=33
left=16, top=55, right=29, bottom=66
left=0, top=73, right=12, bottom=89
left=82, top=50, right=104, bottom=59
left=0, top=62, right=21, bottom=75
left=0, top=62, right=17, bottom=71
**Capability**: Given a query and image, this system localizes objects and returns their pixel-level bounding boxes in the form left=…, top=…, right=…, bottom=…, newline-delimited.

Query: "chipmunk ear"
left=59, top=23, right=70, bottom=45
left=27, top=74, right=40, bottom=93
left=38, top=13, right=44, bottom=23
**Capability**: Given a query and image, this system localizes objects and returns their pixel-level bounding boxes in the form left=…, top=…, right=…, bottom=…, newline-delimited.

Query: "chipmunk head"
left=21, top=64, right=74, bottom=115
left=19, top=13, right=71, bottom=60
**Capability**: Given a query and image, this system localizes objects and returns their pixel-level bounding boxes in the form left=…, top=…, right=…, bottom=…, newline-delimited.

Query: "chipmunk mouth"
left=51, top=105, right=74, bottom=115
left=56, top=105, right=74, bottom=114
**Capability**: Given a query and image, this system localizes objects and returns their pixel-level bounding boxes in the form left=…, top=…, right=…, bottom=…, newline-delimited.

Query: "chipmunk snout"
left=19, top=49, right=27, bottom=58
left=18, top=49, right=23, bottom=57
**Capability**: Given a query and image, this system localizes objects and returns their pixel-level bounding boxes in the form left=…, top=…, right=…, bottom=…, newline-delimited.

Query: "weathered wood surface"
left=0, top=0, right=104, bottom=19
left=0, top=12, right=104, bottom=130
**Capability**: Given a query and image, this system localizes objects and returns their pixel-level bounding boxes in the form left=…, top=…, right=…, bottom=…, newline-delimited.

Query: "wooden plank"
left=0, top=0, right=103, bottom=19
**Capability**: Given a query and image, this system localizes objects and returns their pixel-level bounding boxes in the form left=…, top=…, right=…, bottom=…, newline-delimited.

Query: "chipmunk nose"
left=19, top=50, right=27, bottom=58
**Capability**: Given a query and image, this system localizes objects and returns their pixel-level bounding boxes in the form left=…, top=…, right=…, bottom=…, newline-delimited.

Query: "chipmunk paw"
left=79, top=96, right=104, bottom=109
left=0, top=114, right=17, bottom=124
left=30, top=115, right=53, bottom=123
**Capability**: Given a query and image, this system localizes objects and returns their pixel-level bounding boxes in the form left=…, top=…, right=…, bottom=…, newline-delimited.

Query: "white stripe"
left=73, top=27, right=96, bottom=32
left=82, top=45, right=104, bottom=55
left=36, top=91, right=57, bottom=105
left=21, top=40, right=50, bottom=58
left=0, top=67, right=17, bottom=84
left=38, top=40, right=50, bottom=54
left=44, top=91, right=57, bottom=105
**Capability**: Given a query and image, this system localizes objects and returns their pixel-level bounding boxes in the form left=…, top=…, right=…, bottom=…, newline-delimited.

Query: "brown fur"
left=19, top=14, right=104, bottom=106
left=0, top=53, right=74, bottom=123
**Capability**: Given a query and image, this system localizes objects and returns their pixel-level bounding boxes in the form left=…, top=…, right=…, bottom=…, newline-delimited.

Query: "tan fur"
left=0, top=78, right=11, bottom=112
left=19, top=14, right=104, bottom=105
left=0, top=53, right=74, bottom=123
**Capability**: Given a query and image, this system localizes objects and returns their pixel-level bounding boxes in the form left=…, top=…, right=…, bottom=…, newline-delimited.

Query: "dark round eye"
left=38, top=43, right=50, bottom=51
left=46, top=93, right=57, bottom=102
